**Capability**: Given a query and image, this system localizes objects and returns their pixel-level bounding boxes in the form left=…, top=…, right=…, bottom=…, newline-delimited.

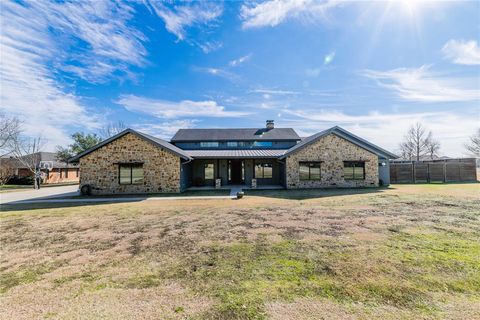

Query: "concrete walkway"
left=0, top=185, right=79, bottom=205
left=1, top=185, right=243, bottom=206
left=4, top=195, right=236, bottom=205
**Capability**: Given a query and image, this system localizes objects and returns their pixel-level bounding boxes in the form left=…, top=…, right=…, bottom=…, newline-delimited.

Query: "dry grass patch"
left=1, top=183, right=479, bottom=319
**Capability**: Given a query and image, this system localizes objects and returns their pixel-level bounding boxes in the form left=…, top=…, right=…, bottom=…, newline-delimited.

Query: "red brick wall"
left=15, top=167, right=79, bottom=184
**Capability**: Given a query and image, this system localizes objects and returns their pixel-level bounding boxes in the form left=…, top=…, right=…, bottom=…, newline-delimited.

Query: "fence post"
left=427, top=163, right=430, bottom=183
left=443, top=162, right=447, bottom=183
left=412, top=162, right=416, bottom=184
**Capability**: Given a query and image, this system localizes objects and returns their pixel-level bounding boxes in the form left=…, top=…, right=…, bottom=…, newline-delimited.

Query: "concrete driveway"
left=0, top=185, right=79, bottom=205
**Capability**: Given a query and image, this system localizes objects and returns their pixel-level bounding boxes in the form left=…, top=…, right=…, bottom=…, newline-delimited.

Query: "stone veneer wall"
left=286, top=133, right=378, bottom=188
left=80, top=133, right=181, bottom=194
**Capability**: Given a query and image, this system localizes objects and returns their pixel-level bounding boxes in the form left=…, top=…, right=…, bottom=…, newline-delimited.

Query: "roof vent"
left=266, top=120, right=274, bottom=130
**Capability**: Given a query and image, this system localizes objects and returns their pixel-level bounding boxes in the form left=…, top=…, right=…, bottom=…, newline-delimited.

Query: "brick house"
left=69, top=121, right=398, bottom=195
left=4, top=152, right=79, bottom=184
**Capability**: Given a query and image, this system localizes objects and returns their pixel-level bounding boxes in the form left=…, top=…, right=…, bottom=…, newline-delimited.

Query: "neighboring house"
left=5, top=152, right=79, bottom=184
left=69, top=121, right=398, bottom=195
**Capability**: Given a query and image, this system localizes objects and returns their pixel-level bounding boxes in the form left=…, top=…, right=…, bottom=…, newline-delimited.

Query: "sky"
left=1, top=0, right=479, bottom=156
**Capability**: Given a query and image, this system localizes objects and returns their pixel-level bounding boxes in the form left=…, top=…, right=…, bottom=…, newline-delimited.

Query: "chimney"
left=266, top=120, right=274, bottom=130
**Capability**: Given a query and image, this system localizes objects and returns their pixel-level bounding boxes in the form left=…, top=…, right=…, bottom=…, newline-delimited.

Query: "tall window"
left=204, top=163, right=214, bottom=180
left=119, top=164, right=144, bottom=185
left=299, top=162, right=321, bottom=180
left=255, top=162, right=273, bottom=178
left=200, top=142, right=219, bottom=148
left=253, top=141, right=273, bottom=147
left=76, top=168, right=79, bottom=178
left=344, top=161, right=365, bottom=180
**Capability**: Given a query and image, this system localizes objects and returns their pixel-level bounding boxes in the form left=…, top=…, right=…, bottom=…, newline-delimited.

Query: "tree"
left=11, top=136, right=44, bottom=189
left=98, top=121, right=126, bottom=140
left=0, top=113, right=21, bottom=157
left=465, top=129, right=480, bottom=157
left=399, top=123, right=439, bottom=161
left=69, top=132, right=102, bottom=155
left=55, top=131, right=102, bottom=166
left=425, top=138, right=441, bottom=160
left=0, top=158, right=15, bottom=185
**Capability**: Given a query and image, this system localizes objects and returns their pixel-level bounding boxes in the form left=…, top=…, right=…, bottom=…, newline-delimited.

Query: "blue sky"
left=1, top=0, right=479, bottom=156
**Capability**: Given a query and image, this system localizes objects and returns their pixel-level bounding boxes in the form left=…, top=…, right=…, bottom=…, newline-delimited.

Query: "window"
left=64, top=168, right=69, bottom=178
left=344, top=161, right=365, bottom=180
left=227, top=141, right=238, bottom=147
left=76, top=168, right=79, bottom=178
left=119, top=164, right=144, bottom=185
left=253, top=141, right=273, bottom=147
left=299, top=162, right=321, bottom=180
left=204, top=163, right=214, bottom=180
left=255, top=162, right=273, bottom=178
left=200, top=142, right=219, bottom=148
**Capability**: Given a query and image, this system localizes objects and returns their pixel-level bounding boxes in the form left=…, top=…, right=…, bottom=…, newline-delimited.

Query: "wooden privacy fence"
left=390, top=158, right=478, bottom=183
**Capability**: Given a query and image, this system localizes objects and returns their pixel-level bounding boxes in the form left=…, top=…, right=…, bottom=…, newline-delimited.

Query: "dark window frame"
left=343, top=161, right=366, bottom=180
left=253, top=141, right=273, bottom=147
left=299, top=161, right=321, bottom=180
left=204, top=162, right=215, bottom=180
left=254, top=162, right=273, bottom=179
left=199, top=141, right=219, bottom=148
left=118, top=163, right=144, bottom=185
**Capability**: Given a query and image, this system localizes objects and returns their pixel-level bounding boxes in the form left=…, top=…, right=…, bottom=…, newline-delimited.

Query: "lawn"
left=0, top=184, right=479, bottom=319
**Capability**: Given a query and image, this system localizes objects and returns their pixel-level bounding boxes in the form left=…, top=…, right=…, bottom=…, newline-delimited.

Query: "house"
left=3, top=152, right=79, bottom=184
left=69, top=121, right=398, bottom=195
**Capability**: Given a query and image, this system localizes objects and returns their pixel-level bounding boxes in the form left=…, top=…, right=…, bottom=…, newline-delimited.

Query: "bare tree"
left=465, top=128, right=480, bottom=157
left=0, top=113, right=21, bottom=157
left=98, top=121, right=126, bottom=140
left=11, top=136, right=45, bottom=189
left=0, top=158, right=15, bottom=185
left=399, top=123, right=438, bottom=161
left=425, top=138, right=441, bottom=160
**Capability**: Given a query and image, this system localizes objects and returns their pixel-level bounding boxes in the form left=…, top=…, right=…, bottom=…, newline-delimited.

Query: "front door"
left=230, top=160, right=243, bottom=184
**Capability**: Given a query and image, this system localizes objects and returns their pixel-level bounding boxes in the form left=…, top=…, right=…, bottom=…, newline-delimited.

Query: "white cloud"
left=240, top=0, right=341, bottom=29
left=198, top=41, right=223, bottom=54
left=362, top=65, right=480, bottom=102
left=193, top=67, right=240, bottom=82
left=146, top=1, right=223, bottom=41
left=324, top=51, right=335, bottom=65
left=252, top=89, right=300, bottom=95
left=116, top=95, right=249, bottom=119
left=134, top=119, right=198, bottom=139
left=283, top=109, right=479, bottom=157
left=442, top=39, right=480, bottom=65
left=0, top=0, right=115, bottom=150
left=229, top=54, right=252, bottom=67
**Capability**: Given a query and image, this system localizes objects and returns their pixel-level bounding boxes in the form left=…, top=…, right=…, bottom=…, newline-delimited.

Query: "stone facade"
left=80, top=133, right=181, bottom=194
left=285, top=133, right=378, bottom=188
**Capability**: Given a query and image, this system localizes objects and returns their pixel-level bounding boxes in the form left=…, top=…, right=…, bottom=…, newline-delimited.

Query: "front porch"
left=181, top=157, right=286, bottom=191
left=186, top=184, right=284, bottom=191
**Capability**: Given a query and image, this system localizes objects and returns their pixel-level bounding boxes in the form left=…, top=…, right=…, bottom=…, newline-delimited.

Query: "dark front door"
left=230, top=160, right=243, bottom=184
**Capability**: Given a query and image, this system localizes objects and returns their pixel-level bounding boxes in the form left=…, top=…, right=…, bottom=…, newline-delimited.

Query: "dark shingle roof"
left=171, top=128, right=300, bottom=142
left=280, top=126, right=398, bottom=160
left=69, top=129, right=191, bottom=162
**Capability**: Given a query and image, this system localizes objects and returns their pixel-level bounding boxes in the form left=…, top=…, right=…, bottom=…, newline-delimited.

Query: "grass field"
left=1, top=184, right=479, bottom=319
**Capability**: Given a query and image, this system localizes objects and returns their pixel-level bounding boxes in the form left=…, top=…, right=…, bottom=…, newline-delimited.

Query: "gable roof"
left=171, top=128, right=301, bottom=142
left=280, top=126, right=398, bottom=160
left=69, top=129, right=192, bottom=162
